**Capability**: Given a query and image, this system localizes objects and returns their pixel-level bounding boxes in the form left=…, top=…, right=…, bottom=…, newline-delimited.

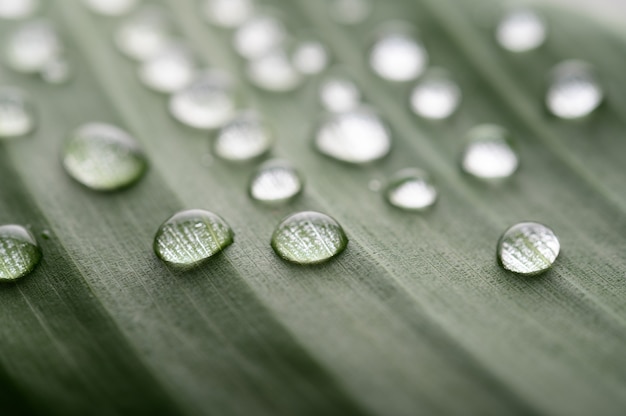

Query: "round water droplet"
left=498, top=221, right=560, bottom=276
left=233, top=15, right=285, bottom=59
left=319, top=75, right=361, bottom=113
left=154, top=209, right=234, bottom=266
left=203, top=0, right=254, bottom=28
left=385, top=168, right=437, bottom=211
left=40, top=56, right=72, bottom=85
left=496, top=8, right=546, bottom=53
left=0, top=87, right=35, bottom=139
left=461, top=124, right=518, bottom=180
left=0, top=225, right=41, bottom=281
left=410, top=69, right=461, bottom=120
left=138, top=43, right=195, bottom=93
left=292, top=41, right=329, bottom=75
left=115, top=5, right=172, bottom=61
left=330, top=0, right=371, bottom=25
left=0, top=0, right=39, bottom=20
left=314, top=108, right=391, bottom=164
left=247, top=50, right=302, bottom=92
left=546, top=60, right=603, bottom=119
left=169, top=70, right=236, bottom=130
left=369, top=28, right=428, bottom=82
left=249, top=159, right=303, bottom=205
left=83, top=0, right=137, bottom=16
left=5, top=20, right=62, bottom=74
left=63, top=123, right=148, bottom=191
left=213, top=111, right=273, bottom=162
left=271, top=211, right=348, bottom=264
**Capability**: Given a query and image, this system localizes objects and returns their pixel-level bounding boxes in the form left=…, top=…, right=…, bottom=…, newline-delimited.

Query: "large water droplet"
left=247, top=50, right=303, bottom=92
left=249, top=159, right=303, bottom=205
left=461, top=124, right=518, bottom=180
left=83, top=0, right=137, bottom=16
left=169, top=70, right=236, bottom=130
left=154, top=209, right=234, bottom=266
left=5, top=20, right=62, bottom=74
left=546, top=60, right=603, bottom=119
left=314, top=108, right=391, bottom=164
left=385, top=168, right=437, bottom=211
left=40, top=56, right=72, bottom=85
left=498, top=222, right=560, bottom=276
left=115, top=5, right=172, bottom=61
left=410, top=69, right=461, bottom=120
left=0, top=225, right=41, bottom=281
left=233, top=15, right=285, bottom=59
left=319, top=74, right=361, bottom=113
left=203, top=0, right=254, bottom=28
left=271, top=211, right=348, bottom=264
left=496, top=8, right=546, bottom=53
left=63, top=123, right=148, bottom=191
left=330, top=0, right=371, bottom=25
left=138, top=43, right=195, bottom=93
left=0, top=0, right=39, bottom=20
left=0, top=87, right=35, bottom=139
left=369, top=27, right=428, bottom=82
left=213, top=111, right=273, bottom=162
left=292, top=41, right=329, bottom=75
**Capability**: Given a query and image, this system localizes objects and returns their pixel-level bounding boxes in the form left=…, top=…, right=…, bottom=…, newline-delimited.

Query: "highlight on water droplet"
left=249, top=159, right=304, bottom=205
left=169, top=70, right=236, bottom=130
left=385, top=168, right=437, bottom=211
left=138, top=43, right=196, bottom=93
left=497, top=221, right=560, bottom=276
left=247, top=50, right=303, bottom=92
left=203, top=0, right=254, bottom=28
left=319, top=73, right=361, bottom=113
left=115, top=5, right=173, bottom=62
left=213, top=110, right=273, bottom=162
left=369, top=25, right=428, bottom=82
left=154, top=209, right=234, bottom=266
left=82, top=0, right=137, bottom=16
left=0, top=224, right=42, bottom=281
left=233, top=15, right=286, bottom=60
left=314, top=108, right=391, bottom=164
left=329, top=0, right=371, bottom=25
left=546, top=60, right=603, bottom=120
left=40, top=56, right=72, bottom=85
left=271, top=211, right=348, bottom=264
left=5, top=20, right=62, bottom=74
left=496, top=8, right=546, bottom=53
left=63, top=122, right=148, bottom=191
left=410, top=68, right=461, bottom=120
left=291, top=41, right=329, bottom=75
left=0, top=87, right=35, bottom=139
left=461, top=124, right=518, bottom=180
left=0, top=0, right=39, bottom=20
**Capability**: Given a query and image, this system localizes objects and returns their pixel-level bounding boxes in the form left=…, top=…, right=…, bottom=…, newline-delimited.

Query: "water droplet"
left=385, top=168, right=437, bottom=211
left=115, top=5, right=172, bottom=61
left=369, top=27, right=428, bottom=82
left=0, top=0, right=39, bottom=20
left=63, top=123, right=148, bottom=191
left=249, top=159, right=303, bottom=205
left=498, top=222, right=560, bottom=276
left=5, top=20, right=62, bottom=74
left=233, top=15, right=285, bottom=59
left=271, top=211, right=348, bottom=264
left=319, top=74, right=361, bottom=113
left=203, top=0, right=254, bottom=28
left=154, top=209, right=234, bottom=266
left=314, top=108, right=391, bottom=164
left=546, top=60, right=603, bottom=119
left=40, top=229, right=51, bottom=240
left=213, top=111, right=273, bottom=162
left=330, top=0, right=371, bottom=25
left=461, top=124, right=518, bottom=180
left=247, top=50, right=303, bottom=92
left=496, top=8, right=546, bottom=53
left=169, top=70, right=236, bottom=130
left=138, top=43, right=195, bottom=93
left=83, top=0, right=137, bottom=16
left=410, top=69, right=461, bottom=120
left=292, top=41, right=329, bottom=75
left=0, top=87, right=35, bottom=139
left=40, top=56, right=72, bottom=85
left=368, top=179, right=381, bottom=192
left=0, top=225, right=41, bottom=281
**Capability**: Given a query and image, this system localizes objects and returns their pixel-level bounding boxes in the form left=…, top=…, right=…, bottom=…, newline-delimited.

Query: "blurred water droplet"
left=40, top=229, right=51, bottom=240
left=203, top=0, right=254, bottom=28
left=498, top=222, right=560, bottom=276
left=249, top=159, right=303, bottom=205
left=385, top=168, right=437, bottom=211
left=496, top=8, right=546, bottom=53
left=40, top=56, right=72, bottom=85
left=0, top=0, right=39, bottom=20
left=461, top=124, right=518, bottom=180
left=138, top=43, right=195, bottom=93
left=0, top=87, right=35, bottom=139
left=271, top=211, right=348, bottom=264
left=5, top=20, right=62, bottom=74
left=63, top=123, right=148, bottom=191
left=368, top=179, right=381, bottom=192
left=369, top=28, right=427, bottom=82
left=233, top=15, right=285, bottom=59
left=213, top=111, right=273, bottom=162
left=292, top=41, right=329, bottom=75
left=115, top=5, right=172, bottom=61
left=330, top=0, right=371, bottom=25
left=247, top=50, right=302, bottom=92
left=0, top=225, right=41, bottom=281
left=410, top=69, right=461, bottom=120
left=83, top=0, right=137, bottom=16
left=319, top=75, right=361, bottom=113
left=546, top=60, right=602, bottom=119
left=154, top=209, right=233, bottom=266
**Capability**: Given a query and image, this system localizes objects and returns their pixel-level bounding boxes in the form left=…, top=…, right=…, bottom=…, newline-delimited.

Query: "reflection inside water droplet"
left=319, top=75, right=361, bottom=113
left=546, top=60, right=603, bottom=119
left=498, top=221, right=560, bottom=276
left=203, top=0, right=254, bottom=28
left=292, top=41, right=329, bottom=75
left=247, top=50, right=303, bottom=92
left=115, top=5, right=172, bottom=62
left=233, top=15, right=285, bottom=59
left=496, top=8, right=546, bottom=52
left=0, top=224, right=42, bottom=281
left=461, top=124, right=518, bottom=180
left=138, top=43, right=195, bottom=93
left=369, top=28, right=427, bottom=82
left=249, top=159, right=303, bottom=205
left=5, top=20, right=62, bottom=74
left=385, top=168, right=437, bottom=211
left=410, top=69, right=461, bottom=120
left=213, top=111, right=273, bottom=162
left=0, top=87, right=35, bottom=139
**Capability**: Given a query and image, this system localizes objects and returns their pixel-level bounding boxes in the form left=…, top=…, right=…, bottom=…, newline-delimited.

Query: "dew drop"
left=546, top=60, right=603, bottom=119
left=410, top=69, right=461, bottom=120
left=138, top=43, right=195, bottom=93
left=369, top=28, right=428, bottom=82
left=385, top=168, right=437, bottom=211
left=115, top=5, right=172, bottom=62
left=292, top=41, right=329, bottom=75
left=271, top=211, right=348, bottom=264
left=0, top=0, right=39, bottom=20
left=0, top=225, right=41, bottom=281
left=247, top=50, right=303, bottom=92
left=233, top=15, right=286, bottom=59
left=319, top=75, right=361, bottom=113
left=330, top=0, right=371, bottom=25
left=82, top=0, right=137, bottom=16
left=461, top=124, right=518, bottom=180
left=213, top=111, right=273, bottom=162
left=496, top=8, right=546, bottom=53
left=314, top=108, right=391, bottom=164
left=63, top=123, right=148, bottom=191
left=154, top=209, right=234, bottom=266
left=203, top=0, right=254, bottom=28
left=249, top=159, right=303, bottom=205
left=0, top=87, right=35, bottom=139
left=5, top=20, right=62, bottom=74
left=498, top=221, right=560, bottom=276
left=40, top=56, right=72, bottom=85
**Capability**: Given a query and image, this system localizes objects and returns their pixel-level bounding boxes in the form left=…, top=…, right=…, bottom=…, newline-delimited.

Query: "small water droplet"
left=0, top=224, right=41, bottom=281
left=169, top=70, right=236, bottom=130
left=319, top=74, right=361, bottom=113
left=0, top=0, right=39, bottom=20
left=330, top=0, right=371, bottom=25
left=498, top=221, right=560, bottom=276
left=461, top=124, right=518, bottom=180
left=368, top=179, right=381, bottom=192
left=247, top=50, right=303, bottom=92
left=271, top=211, right=348, bottom=264
left=154, top=209, right=234, bottom=266
left=40, top=229, right=51, bottom=240
left=496, top=8, right=546, bottom=53
left=40, top=56, right=72, bottom=85
left=314, top=108, right=391, bottom=164
left=213, top=111, right=273, bottom=162
left=249, top=159, right=303, bottom=205
left=83, top=0, right=137, bottom=16
left=63, top=123, right=148, bottom=191
left=292, top=41, right=329, bottom=75
left=385, top=168, right=437, bottom=211
left=0, top=87, right=35, bottom=139
left=115, top=5, right=173, bottom=62
left=5, top=20, right=62, bottom=74
left=203, top=0, right=254, bottom=28
left=410, top=69, right=461, bottom=120
left=138, top=43, right=195, bottom=93
left=369, top=27, right=428, bottom=82
left=233, top=15, right=286, bottom=59
left=546, top=60, right=603, bottom=119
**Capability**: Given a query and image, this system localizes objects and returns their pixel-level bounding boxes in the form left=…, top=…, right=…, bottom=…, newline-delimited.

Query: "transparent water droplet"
left=498, top=222, right=560, bottom=276
left=5, top=20, right=62, bottom=74
left=40, top=56, right=72, bottom=85
left=0, top=87, right=35, bottom=139
left=0, top=0, right=39, bottom=20
left=0, top=225, right=41, bottom=281
left=249, top=159, right=303, bottom=205
left=203, top=0, right=254, bottom=28
left=115, top=5, right=172, bottom=62
left=546, top=60, right=603, bottom=119
left=369, top=28, right=428, bottom=82
left=169, top=70, right=236, bottom=130
left=233, top=15, right=286, bottom=59
left=63, top=123, right=148, bottom=191
left=138, top=43, right=195, bottom=93
left=319, top=74, right=361, bottom=113
left=314, top=108, right=391, bottom=164
left=83, top=0, right=137, bottom=16
left=461, top=125, right=518, bottom=180
left=247, top=50, right=303, bottom=92
left=330, top=0, right=371, bottom=25
left=271, top=211, right=348, bottom=264
left=410, top=69, right=461, bottom=120
left=496, top=8, right=546, bottom=53
left=213, top=111, right=273, bottom=162
left=292, top=41, right=329, bottom=75
left=385, top=168, right=437, bottom=211
left=154, top=209, right=234, bottom=266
